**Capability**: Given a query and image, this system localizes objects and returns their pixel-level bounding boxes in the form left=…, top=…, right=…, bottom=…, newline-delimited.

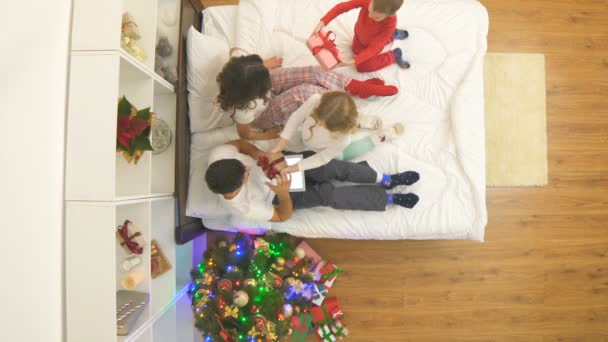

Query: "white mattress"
left=187, top=0, right=489, bottom=240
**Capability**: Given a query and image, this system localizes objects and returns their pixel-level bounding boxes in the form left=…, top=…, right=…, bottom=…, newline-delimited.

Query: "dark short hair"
left=205, top=159, right=246, bottom=194
left=373, top=0, right=404, bottom=15
left=216, top=54, right=272, bottom=112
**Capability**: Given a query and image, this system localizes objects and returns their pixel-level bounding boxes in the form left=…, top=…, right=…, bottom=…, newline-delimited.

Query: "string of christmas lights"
left=189, top=233, right=315, bottom=342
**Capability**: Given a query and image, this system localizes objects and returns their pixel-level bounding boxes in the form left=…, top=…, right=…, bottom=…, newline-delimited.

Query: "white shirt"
left=208, top=145, right=275, bottom=222
left=228, top=48, right=272, bottom=125
left=280, top=94, right=351, bottom=171
left=233, top=96, right=271, bottom=125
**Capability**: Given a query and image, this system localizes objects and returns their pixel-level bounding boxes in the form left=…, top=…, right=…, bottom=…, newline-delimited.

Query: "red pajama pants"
left=352, top=36, right=396, bottom=73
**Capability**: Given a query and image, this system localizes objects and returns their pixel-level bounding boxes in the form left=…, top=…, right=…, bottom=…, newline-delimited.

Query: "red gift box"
left=306, top=31, right=341, bottom=71
left=257, top=153, right=287, bottom=179
left=320, top=263, right=343, bottom=289
left=310, top=297, right=344, bottom=326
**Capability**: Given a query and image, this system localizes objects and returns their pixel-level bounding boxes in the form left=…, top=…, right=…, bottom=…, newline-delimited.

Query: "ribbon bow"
left=247, top=326, right=260, bottom=337
left=257, top=155, right=286, bottom=179
left=291, top=314, right=314, bottom=342
left=317, top=325, right=336, bottom=342
left=322, top=266, right=344, bottom=280
left=264, top=322, right=277, bottom=341
left=332, top=321, right=349, bottom=338
left=117, top=220, right=143, bottom=254
left=224, top=306, right=239, bottom=318
left=310, top=31, right=340, bottom=62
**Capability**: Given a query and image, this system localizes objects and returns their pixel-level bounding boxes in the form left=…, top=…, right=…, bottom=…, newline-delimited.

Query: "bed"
left=177, top=0, right=489, bottom=242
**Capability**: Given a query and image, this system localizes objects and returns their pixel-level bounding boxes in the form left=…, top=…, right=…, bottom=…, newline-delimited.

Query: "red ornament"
left=218, top=279, right=233, bottom=292
left=218, top=297, right=227, bottom=309
left=254, top=316, right=267, bottom=330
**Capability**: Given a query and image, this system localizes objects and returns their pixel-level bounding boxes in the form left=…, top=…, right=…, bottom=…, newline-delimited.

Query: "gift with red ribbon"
left=116, top=220, right=145, bottom=255
left=257, top=153, right=287, bottom=180
left=320, top=263, right=343, bottom=289
left=306, top=30, right=341, bottom=70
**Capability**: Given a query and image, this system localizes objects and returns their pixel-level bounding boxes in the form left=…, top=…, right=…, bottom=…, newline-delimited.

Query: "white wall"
left=0, top=1, right=72, bottom=341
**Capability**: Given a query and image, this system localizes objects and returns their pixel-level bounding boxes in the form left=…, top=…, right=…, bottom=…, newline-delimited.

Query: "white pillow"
left=186, top=26, right=233, bottom=133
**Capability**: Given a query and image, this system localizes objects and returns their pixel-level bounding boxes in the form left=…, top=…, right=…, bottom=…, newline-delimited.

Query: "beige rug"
left=484, top=53, right=548, bottom=186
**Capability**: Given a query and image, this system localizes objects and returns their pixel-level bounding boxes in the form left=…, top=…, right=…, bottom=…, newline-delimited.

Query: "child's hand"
left=263, top=127, right=281, bottom=139
left=263, top=56, right=283, bottom=70
left=283, top=164, right=300, bottom=174
left=265, top=172, right=292, bottom=197
left=312, top=21, right=325, bottom=36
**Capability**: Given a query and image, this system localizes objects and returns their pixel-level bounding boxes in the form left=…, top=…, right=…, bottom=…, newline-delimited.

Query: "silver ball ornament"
left=233, top=290, right=249, bottom=307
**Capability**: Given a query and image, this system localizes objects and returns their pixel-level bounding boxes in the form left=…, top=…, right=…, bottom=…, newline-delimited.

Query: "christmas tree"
left=189, top=233, right=315, bottom=341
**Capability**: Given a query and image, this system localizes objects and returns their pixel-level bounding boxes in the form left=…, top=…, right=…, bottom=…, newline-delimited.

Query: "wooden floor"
left=308, top=1, right=608, bottom=340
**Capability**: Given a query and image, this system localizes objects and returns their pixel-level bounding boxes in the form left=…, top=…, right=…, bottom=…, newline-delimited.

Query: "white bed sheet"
left=187, top=0, right=489, bottom=240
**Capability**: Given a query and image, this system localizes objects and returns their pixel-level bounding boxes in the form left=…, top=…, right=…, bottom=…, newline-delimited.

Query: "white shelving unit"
left=65, top=0, right=188, bottom=341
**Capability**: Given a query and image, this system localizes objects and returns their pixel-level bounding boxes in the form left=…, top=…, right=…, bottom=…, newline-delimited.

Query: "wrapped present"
left=290, top=314, right=313, bottom=342
left=320, top=263, right=343, bottom=288
left=311, top=283, right=328, bottom=306
left=316, top=324, right=336, bottom=342
left=331, top=321, right=349, bottom=339
left=297, top=241, right=323, bottom=265
left=306, top=31, right=341, bottom=71
left=311, top=297, right=343, bottom=326
left=151, top=240, right=172, bottom=278
left=257, top=153, right=287, bottom=179
left=116, top=220, right=145, bottom=255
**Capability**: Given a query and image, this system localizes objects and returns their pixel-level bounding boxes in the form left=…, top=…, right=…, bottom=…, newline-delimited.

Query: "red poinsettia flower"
left=117, top=115, right=136, bottom=148
left=130, top=117, right=149, bottom=135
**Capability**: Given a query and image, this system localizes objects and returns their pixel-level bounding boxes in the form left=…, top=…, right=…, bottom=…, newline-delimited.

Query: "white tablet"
left=284, top=154, right=306, bottom=192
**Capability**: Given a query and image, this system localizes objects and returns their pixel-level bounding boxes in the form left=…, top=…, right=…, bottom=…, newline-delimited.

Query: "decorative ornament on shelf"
left=121, top=12, right=147, bottom=62
left=150, top=118, right=172, bottom=155
left=151, top=240, right=172, bottom=279
left=155, top=36, right=178, bottom=87
left=116, top=219, right=145, bottom=254
left=121, top=256, right=141, bottom=272
left=120, top=270, right=144, bottom=290
left=116, top=96, right=155, bottom=164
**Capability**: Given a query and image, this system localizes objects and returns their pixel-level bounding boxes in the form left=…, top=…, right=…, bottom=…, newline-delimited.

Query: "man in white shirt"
left=205, top=140, right=420, bottom=223
left=206, top=140, right=293, bottom=222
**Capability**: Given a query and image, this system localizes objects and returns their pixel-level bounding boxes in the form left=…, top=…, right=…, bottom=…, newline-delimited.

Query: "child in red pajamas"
left=313, top=0, right=410, bottom=73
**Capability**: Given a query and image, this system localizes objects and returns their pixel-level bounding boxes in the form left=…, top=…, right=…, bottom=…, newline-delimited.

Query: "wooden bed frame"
left=174, top=0, right=207, bottom=244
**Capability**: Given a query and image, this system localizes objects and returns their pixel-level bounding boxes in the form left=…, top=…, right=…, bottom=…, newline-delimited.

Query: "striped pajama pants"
left=251, top=66, right=352, bottom=129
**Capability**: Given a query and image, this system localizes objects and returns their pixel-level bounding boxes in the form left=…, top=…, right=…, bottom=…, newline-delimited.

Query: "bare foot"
left=264, top=56, right=283, bottom=70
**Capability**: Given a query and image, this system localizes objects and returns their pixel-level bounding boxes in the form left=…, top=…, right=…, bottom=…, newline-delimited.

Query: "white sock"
left=375, top=172, right=383, bottom=183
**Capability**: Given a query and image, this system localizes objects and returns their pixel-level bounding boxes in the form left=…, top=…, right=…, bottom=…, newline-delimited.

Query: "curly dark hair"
left=205, top=159, right=246, bottom=195
left=216, top=55, right=272, bottom=113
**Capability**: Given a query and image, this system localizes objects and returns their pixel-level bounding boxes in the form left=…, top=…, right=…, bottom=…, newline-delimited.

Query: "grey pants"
left=274, top=157, right=387, bottom=211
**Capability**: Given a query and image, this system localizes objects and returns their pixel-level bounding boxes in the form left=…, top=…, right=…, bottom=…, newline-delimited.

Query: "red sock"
left=346, top=79, right=398, bottom=99
left=364, top=78, right=385, bottom=86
